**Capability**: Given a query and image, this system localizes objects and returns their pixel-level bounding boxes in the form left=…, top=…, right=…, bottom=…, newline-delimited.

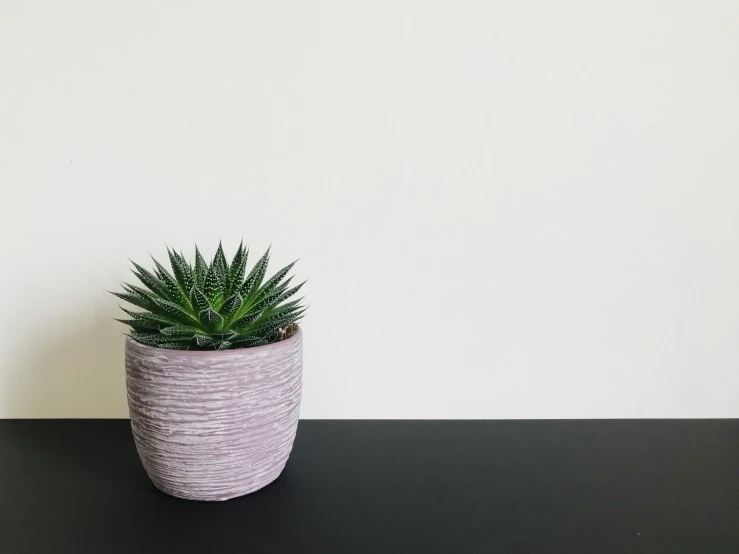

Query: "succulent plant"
left=113, top=242, right=306, bottom=350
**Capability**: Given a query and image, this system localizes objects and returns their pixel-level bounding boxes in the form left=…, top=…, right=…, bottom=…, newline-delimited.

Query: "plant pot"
left=124, top=329, right=303, bottom=501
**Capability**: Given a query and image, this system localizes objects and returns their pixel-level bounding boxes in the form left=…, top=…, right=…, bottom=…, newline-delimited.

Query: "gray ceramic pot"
left=124, top=329, right=302, bottom=501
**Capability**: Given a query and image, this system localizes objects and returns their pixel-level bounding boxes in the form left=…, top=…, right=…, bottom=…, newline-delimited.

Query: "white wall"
left=1, top=1, right=737, bottom=418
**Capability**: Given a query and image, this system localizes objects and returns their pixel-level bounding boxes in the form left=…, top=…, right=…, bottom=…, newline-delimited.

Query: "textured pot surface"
left=125, top=329, right=302, bottom=501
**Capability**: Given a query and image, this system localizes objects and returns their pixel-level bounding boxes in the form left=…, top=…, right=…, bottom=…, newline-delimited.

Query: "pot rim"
left=124, top=327, right=302, bottom=357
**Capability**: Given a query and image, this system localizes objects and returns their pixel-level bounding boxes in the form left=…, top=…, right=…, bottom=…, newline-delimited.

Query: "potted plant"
left=113, top=242, right=306, bottom=501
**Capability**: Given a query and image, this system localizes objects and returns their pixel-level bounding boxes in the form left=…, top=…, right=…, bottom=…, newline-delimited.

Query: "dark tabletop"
left=0, top=420, right=737, bottom=553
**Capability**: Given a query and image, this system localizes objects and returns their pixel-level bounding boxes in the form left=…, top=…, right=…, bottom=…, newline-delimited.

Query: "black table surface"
left=0, top=420, right=737, bottom=553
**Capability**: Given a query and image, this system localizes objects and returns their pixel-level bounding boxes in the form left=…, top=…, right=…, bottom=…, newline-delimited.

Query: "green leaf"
left=195, top=335, right=215, bottom=348
left=194, top=246, right=208, bottom=289
left=236, top=276, right=290, bottom=314
left=213, top=241, right=229, bottom=274
left=189, top=285, right=211, bottom=314
left=158, top=341, right=194, bottom=350
left=271, top=280, right=306, bottom=307
left=252, top=315, right=303, bottom=339
left=244, top=289, right=284, bottom=316
left=213, top=329, right=237, bottom=340
left=247, top=280, right=305, bottom=316
left=227, top=241, right=248, bottom=296
left=110, top=290, right=157, bottom=312
left=168, top=248, right=194, bottom=293
left=152, top=258, right=189, bottom=307
left=240, top=248, right=270, bottom=299
left=230, top=335, right=269, bottom=348
left=219, top=293, right=243, bottom=321
left=128, top=332, right=167, bottom=347
left=217, top=340, right=233, bottom=350
left=253, top=327, right=281, bottom=342
left=231, top=311, right=262, bottom=332
left=150, top=297, right=199, bottom=325
left=252, top=307, right=306, bottom=332
left=203, top=263, right=225, bottom=308
left=122, top=283, right=155, bottom=299
left=199, top=307, right=224, bottom=332
left=120, top=307, right=179, bottom=327
left=115, top=318, right=162, bottom=333
left=131, top=261, right=170, bottom=299
left=119, top=284, right=184, bottom=320
left=131, top=332, right=192, bottom=349
left=264, top=299, right=304, bottom=319
left=161, top=325, right=202, bottom=337
left=236, top=306, right=304, bottom=338
left=262, top=276, right=293, bottom=304
left=253, top=260, right=296, bottom=303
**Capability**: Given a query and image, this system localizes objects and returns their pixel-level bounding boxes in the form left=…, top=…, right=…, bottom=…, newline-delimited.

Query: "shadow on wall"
left=7, top=293, right=129, bottom=418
